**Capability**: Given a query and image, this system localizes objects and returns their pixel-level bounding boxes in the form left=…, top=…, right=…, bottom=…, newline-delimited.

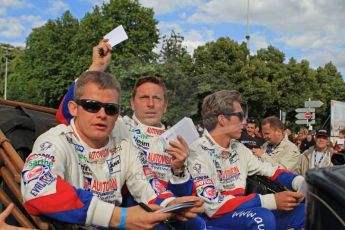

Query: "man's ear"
left=217, top=115, right=226, bottom=127
left=68, top=101, right=78, bottom=117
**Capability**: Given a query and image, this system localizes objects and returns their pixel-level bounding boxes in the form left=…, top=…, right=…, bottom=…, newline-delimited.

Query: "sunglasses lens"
left=83, top=101, right=101, bottom=113
left=104, top=104, right=119, bottom=116
left=238, top=112, right=244, bottom=121
left=76, top=100, right=119, bottom=116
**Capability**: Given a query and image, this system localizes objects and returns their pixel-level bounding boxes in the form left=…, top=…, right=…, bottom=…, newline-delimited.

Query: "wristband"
left=117, top=208, right=127, bottom=230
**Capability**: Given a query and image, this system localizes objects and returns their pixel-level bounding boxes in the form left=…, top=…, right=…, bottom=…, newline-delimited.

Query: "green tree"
left=158, top=31, right=196, bottom=124
left=0, top=44, right=23, bottom=99
left=8, top=0, right=159, bottom=108
left=193, top=37, right=248, bottom=95
left=8, top=11, right=80, bottom=106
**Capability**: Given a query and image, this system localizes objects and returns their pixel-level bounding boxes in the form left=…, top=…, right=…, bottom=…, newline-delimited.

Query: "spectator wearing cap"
left=252, top=116, right=301, bottom=173
left=298, top=129, right=333, bottom=176
left=299, top=131, right=316, bottom=153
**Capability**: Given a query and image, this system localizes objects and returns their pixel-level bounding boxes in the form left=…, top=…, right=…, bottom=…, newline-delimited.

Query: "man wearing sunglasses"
left=252, top=116, right=301, bottom=173
left=56, top=41, right=205, bottom=229
left=22, top=71, right=204, bottom=229
left=187, top=90, right=305, bottom=230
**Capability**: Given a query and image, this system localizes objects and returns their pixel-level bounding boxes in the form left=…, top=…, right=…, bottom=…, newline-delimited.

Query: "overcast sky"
left=1, top=0, right=344, bottom=77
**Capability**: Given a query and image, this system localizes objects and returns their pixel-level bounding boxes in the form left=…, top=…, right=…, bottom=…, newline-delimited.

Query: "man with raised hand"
left=22, top=71, right=203, bottom=229
left=188, top=90, right=305, bottom=230
left=56, top=40, right=205, bottom=229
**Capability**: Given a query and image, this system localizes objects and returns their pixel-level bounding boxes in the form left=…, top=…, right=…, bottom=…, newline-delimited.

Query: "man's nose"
left=147, top=97, right=154, bottom=107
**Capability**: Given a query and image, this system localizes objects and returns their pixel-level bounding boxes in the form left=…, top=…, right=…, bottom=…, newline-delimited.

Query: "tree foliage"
left=4, top=0, right=345, bottom=130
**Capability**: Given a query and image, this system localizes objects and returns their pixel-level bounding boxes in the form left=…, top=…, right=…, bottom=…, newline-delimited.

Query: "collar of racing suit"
left=132, top=114, right=166, bottom=136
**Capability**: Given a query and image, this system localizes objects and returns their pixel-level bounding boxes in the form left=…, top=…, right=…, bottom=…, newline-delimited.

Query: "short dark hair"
left=247, top=118, right=257, bottom=126
left=131, top=76, right=167, bottom=102
left=74, top=71, right=121, bottom=101
left=262, top=116, right=284, bottom=131
left=202, top=90, right=241, bottom=132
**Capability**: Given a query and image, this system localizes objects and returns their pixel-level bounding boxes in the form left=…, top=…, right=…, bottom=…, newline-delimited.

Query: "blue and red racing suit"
left=21, top=120, right=175, bottom=228
left=188, top=130, right=305, bottom=230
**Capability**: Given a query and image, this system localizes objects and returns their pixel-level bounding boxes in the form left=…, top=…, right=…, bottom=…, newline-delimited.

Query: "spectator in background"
left=334, top=128, right=345, bottom=153
left=284, top=128, right=294, bottom=143
left=239, top=118, right=265, bottom=149
left=298, top=129, right=333, bottom=176
left=252, top=116, right=301, bottom=173
left=294, top=128, right=308, bottom=150
left=299, top=131, right=315, bottom=153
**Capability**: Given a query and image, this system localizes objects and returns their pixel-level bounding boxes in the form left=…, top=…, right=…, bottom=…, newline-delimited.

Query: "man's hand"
left=274, top=191, right=304, bottom=211
left=252, top=148, right=264, bottom=157
left=0, top=203, right=33, bottom=230
left=165, top=135, right=189, bottom=173
left=111, top=205, right=172, bottom=230
left=88, top=39, right=112, bottom=72
left=167, top=196, right=204, bottom=221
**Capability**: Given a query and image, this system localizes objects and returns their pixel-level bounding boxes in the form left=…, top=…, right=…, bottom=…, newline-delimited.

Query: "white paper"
left=160, top=117, right=199, bottom=148
left=103, top=25, right=128, bottom=47
left=155, top=201, right=196, bottom=213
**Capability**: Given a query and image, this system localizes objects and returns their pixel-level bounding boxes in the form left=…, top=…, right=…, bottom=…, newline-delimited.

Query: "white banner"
left=331, top=100, right=345, bottom=136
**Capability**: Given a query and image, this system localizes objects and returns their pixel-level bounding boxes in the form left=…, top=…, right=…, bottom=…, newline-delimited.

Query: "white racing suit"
left=122, top=115, right=192, bottom=197
left=56, top=81, right=202, bottom=229
left=21, top=119, right=174, bottom=228
left=188, top=131, right=305, bottom=230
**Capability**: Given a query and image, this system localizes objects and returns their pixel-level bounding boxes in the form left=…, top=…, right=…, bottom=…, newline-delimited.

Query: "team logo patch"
left=151, top=178, right=166, bottom=193
left=40, top=141, right=52, bottom=151
left=66, top=136, right=85, bottom=153
left=200, top=185, right=218, bottom=200
left=107, top=155, right=121, bottom=174
left=22, top=165, right=50, bottom=185
left=193, top=163, right=201, bottom=174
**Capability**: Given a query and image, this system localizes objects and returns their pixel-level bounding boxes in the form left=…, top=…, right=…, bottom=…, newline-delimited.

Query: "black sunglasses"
left=222, top=111, right=245, bottom=121
left=75, top=99, right=120, bottom=116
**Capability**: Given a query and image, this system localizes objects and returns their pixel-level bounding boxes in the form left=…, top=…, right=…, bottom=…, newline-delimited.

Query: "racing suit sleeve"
left=167, top=169, right=194, bottom=197
left=123, top=142, right=175, bottom=207
left=21, top=135, right=115, bottom=227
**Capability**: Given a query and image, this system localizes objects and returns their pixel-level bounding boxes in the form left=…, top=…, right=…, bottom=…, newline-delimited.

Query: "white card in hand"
left=103, top=25, right=128, bottom=47
left=155, top=201, right=196, bottom=213
left=160, top=117, right=199, bottom=148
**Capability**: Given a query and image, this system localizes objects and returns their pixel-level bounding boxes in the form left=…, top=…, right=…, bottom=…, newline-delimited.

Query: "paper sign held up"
left=104, top=25, right=128, bottom=47
left=160, top=117, right=199, bottom=148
